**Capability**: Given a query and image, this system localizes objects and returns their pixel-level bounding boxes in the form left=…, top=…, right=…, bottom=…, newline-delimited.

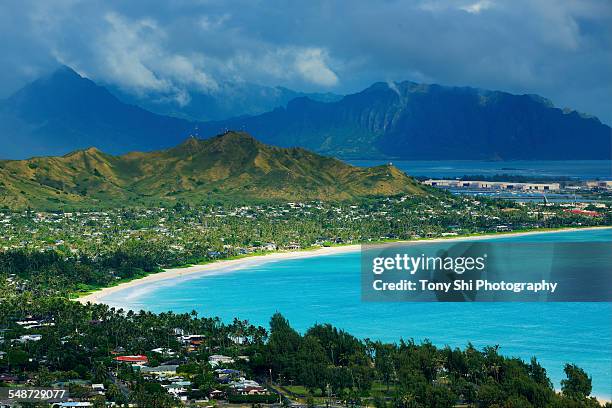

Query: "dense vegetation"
left=0, top=294, right=607, bottom=408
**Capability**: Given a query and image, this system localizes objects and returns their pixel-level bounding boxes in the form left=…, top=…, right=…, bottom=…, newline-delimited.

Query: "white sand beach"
left=76, top=226, right=611, bottom=305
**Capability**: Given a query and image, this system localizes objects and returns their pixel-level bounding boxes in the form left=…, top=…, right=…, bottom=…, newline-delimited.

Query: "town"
left=423, top=178, right=612, bottom=196
left=0, top=297, right=607, bottom=408
left=0, top=192, right=610, bottom=296
left=1, top=193, right=609, bottom=261
left=0, top=193, right=610, bottom=406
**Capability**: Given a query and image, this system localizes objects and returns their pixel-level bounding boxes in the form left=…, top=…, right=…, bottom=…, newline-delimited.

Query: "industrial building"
left=423, top=180, right=561, bottom=191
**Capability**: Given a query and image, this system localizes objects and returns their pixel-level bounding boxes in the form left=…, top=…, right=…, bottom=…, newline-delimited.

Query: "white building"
left=423, top=179, right=560, bottom=191
left=209, top=354, right=235, bottom=367
left=17, top=334, right=42, bottom=343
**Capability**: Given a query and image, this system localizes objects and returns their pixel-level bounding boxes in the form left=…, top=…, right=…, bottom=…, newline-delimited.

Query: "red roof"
left=567, top=209, right=601, bottom=217
left=114, top=355, right=148, bottom=363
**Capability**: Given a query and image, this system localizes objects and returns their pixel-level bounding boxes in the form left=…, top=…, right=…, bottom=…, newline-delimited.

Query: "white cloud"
left=460, top=0, right=492, bottom=14
left=199, top=14, right=230, bottom=31
left=94, top=12, right=341, bottom=91
left=101, top=12, right=170, bottom=92
left=294, top=48, right=339, bottom=86
left=418, top=0, right=493, bottom=14
left=159, top=55, right=218, bottom=91
left=224, top=46, right=339, bottom=88
left=95, top=12, right=220, bottom=102
left=172, top=88, right=191, bottom=107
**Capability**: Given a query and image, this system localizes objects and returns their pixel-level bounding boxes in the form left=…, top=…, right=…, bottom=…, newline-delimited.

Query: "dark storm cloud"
left=0, top=0, right=610, bottom=123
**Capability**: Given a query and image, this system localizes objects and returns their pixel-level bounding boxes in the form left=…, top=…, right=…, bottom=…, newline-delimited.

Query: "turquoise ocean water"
left=100, top=229, right=612, bottom=398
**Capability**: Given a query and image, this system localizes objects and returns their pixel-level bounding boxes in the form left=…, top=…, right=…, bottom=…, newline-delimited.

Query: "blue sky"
left=1, top=0, right=610, bottom=124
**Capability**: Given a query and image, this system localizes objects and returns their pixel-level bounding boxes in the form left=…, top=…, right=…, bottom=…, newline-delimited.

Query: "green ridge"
left=0, top=131, right=426, bottom=209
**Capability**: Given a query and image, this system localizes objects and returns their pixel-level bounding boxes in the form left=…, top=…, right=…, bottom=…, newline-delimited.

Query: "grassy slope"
left=0, top=132, right=426, bottom=209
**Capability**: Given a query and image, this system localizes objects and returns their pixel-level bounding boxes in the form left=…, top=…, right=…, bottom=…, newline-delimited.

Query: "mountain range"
left=201, top=81, right=612, bottom=160
left=0, top=66, right=194, bottom=159
left=0, top=66, right=610, bottom=160
left=107, top=82, right=341, bottom=122
left=0, top=131, right=425, bottom=209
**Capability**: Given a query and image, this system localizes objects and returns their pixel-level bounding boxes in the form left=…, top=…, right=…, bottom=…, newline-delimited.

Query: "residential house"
left=140, top=364, right=178, bottom=376
left=208, top=354, right=234, bottom=367
left=228, top=378, right=268, bottom=395
left=114, top=355, right=148, bottom=366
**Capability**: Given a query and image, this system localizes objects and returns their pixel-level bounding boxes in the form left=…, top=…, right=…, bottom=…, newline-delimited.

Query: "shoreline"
left=76, top=225, right=611, bottom=305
